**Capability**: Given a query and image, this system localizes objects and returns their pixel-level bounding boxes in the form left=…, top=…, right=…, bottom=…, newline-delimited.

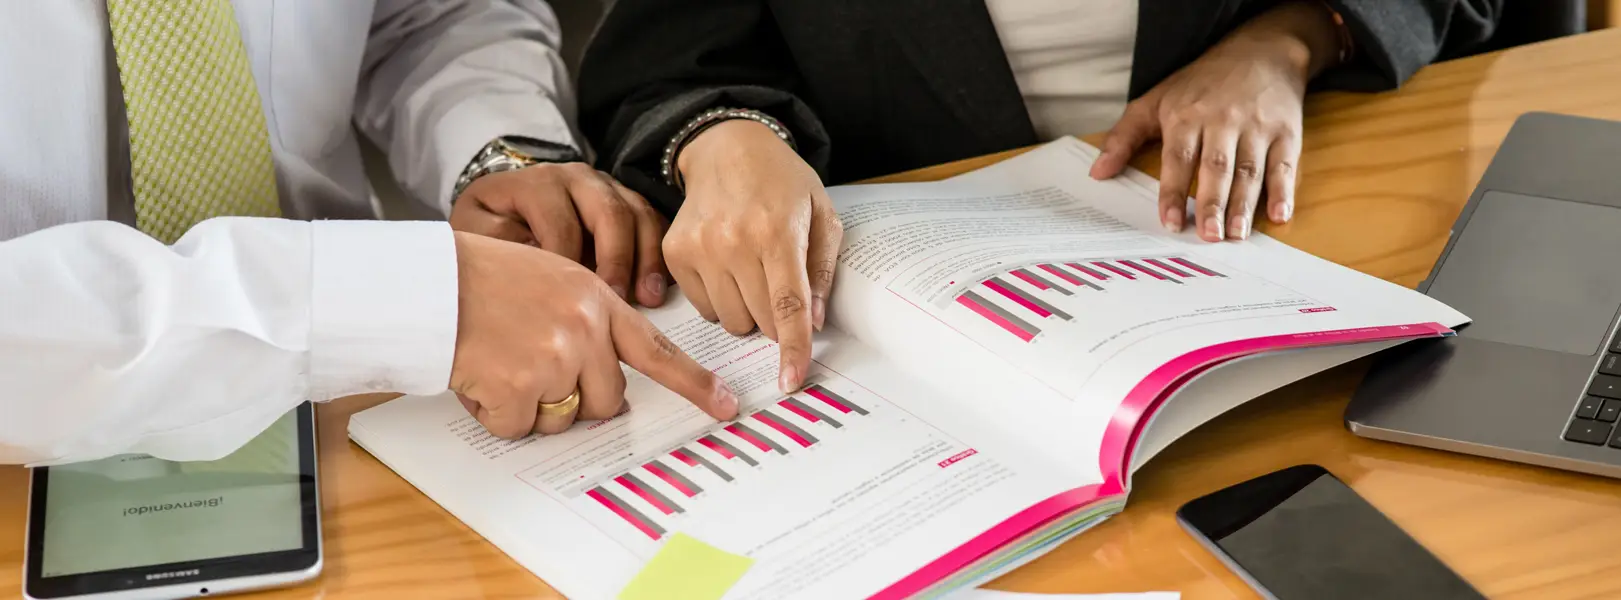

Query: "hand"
left=1089, top=1, right=1342, bottom=242
left=450, top=231, right=740, bottom=438
left=669, top=119, right=843, bottom=393
left=450, top=162, right=670, bottom=307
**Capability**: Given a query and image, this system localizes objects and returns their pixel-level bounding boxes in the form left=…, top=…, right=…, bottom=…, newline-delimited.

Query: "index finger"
left=764, top=241, right=813, bottom=395
left=608, top=301, right=740, bottom=420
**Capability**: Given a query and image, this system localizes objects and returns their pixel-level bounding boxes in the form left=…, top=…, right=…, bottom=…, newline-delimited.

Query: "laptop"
left=1347, top=112, right=1621, bottom=479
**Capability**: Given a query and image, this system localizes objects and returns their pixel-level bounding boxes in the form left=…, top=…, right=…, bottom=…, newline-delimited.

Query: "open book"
left=348, top=138, right=1469, bottom=599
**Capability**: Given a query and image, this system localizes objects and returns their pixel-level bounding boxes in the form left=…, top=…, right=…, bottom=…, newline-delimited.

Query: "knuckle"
left=772, top=289, right=806, bottom=318
left=1169, top=144, right=1199, bottom=166
left=810, top=260, right=837, bottom=292
left=1271, top=160, right=1297, bottom=178
left=1203, top=151, right=1231, bottom=171
left=1234, top=160, right=1261, bottom=180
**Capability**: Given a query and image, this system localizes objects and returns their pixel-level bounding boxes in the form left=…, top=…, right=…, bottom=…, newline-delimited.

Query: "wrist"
left=663, top=108, right=795, bottom=193
left=676, top=119, right=784, bottom=181
left=453, top=136, right=582, bottom=202
left=1227, top=0, right=1346, bottom=80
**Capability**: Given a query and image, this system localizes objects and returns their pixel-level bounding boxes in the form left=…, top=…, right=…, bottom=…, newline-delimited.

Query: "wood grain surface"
left=9, top=28, right=1621, bottom=600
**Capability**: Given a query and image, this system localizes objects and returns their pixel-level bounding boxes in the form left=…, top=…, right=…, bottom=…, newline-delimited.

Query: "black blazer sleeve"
left=577, top=0, right=831, bottom=216
left=1318, top=0, right=1503, bottom=91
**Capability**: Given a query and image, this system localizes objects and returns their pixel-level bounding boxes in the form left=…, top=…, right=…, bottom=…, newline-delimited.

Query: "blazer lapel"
left=879, top=0, right=1036, bottom=148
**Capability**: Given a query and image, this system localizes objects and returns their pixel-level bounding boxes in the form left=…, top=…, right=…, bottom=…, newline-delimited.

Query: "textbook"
left=349, top=138, right=1469, bottom=599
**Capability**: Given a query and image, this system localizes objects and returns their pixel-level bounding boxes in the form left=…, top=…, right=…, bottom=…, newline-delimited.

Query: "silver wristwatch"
left=451, top=136, right=583, bottom=201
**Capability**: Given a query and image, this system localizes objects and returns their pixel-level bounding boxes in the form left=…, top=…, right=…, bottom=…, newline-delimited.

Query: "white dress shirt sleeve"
left=355, top=0, right=580, bottom=216
left=0, top=218, right=458, bottom=466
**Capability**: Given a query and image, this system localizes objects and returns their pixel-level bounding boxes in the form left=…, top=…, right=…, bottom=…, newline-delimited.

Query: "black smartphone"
left=1176, top=464, right=1483, bottom=600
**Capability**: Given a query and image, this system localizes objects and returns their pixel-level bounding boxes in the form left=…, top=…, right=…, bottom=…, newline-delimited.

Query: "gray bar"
left=1013, top=268, right=1071, bottom=296
left=962, top=290, right=1041, bottom=339
left=732, top=422, right=788, bottom=455
left=620, top=472, right=683, bottom=513
left=810, top=384, right=869, bottom=416
left=1119, top=260, right=1182, bottom=285
left=1144, top=258, right=1191, bottom=278
left=760, top=409, right=818, bottom=445
left=1068, top=262, right=1110, bottom=280
left=784, top=397, right=841, bottom=428
left=1172, top=256, right=1226, bottom=277
left=989, top=276, right=1073, bottom=320
left=683, top=448, right=733, bottom=481
left=593, top=486, right=665, bottom=537
left=648, top=459, right=702, bottom=494
left=703, top=435, right=757, bottom=466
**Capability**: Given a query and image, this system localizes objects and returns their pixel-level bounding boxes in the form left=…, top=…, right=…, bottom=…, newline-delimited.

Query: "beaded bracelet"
left=660, top=107, right=797, bottom=193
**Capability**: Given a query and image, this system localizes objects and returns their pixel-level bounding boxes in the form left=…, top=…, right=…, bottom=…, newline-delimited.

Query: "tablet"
left=24, top=404, right=322, bottom=600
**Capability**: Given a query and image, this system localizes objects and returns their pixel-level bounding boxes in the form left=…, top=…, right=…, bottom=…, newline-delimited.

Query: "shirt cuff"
left=308, top=220, right=458, bottom=399
left=433, top=94, right=580, bottom=215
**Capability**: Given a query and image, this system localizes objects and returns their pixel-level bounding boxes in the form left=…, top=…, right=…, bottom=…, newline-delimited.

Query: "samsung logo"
left=145, top=569, right=200, bottom=581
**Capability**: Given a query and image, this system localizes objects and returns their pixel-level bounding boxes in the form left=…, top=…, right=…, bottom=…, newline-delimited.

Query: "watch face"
left=502, top=137, right=577, bottom=163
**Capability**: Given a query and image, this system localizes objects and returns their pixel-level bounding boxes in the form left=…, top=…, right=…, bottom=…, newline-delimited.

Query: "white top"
left=0, top=0, right=578, bottom=466
left=983, top=0, right=1140, bottom=139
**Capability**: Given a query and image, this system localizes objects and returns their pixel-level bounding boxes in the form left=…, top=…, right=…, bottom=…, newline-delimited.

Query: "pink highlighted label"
left=937, top=449, right=978, bottom=468
left=1299, top=307, right=1337, bottom=313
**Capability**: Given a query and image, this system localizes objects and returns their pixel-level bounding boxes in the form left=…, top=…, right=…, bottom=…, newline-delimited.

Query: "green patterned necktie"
left=107, top=0, right=281, bottom=244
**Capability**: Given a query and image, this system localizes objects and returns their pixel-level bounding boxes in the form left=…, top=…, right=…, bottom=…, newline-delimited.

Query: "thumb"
left=608, top=300, right=740, bottom=420
left=1091, top=100, right=1161, bottom=180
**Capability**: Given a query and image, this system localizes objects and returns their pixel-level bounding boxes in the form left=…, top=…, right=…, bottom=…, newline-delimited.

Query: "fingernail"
left=715, top=382, right=739, bottom=417
left=812, top=297, right=826, bottom=331
left=1204, top=216, right=1223, bottom=240
left=611, top=285, right=628, bottom=300
left=644, top=273, right=666, bottom=298
left=1282, top=202, right=1294, bottom=222
left=1163, top=206, right=1182, bottom=233
left=1230, top=215, right=1249, bottom=240
left=779, top=364, right=800, bottom=394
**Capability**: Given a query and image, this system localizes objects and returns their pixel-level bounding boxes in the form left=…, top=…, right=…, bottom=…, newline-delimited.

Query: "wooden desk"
left=9, top=28, right=1621, bottom=600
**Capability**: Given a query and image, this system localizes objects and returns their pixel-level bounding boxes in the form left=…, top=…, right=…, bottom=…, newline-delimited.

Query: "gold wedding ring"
left=538, top=389, right=581, bottom=416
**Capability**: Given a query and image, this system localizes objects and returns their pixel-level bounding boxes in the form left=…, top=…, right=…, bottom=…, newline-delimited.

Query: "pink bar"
left=670, top=449, right=700, bottom=467
left=981, top=279, right=1052, bottom=318
left=1067, top=262, right=1109, bottom=280
left=754, top=413, right=813, bottom=448
left=616, top=475, right=675, bottom=515
left=954, top=295, right=1035, bottom=342
left=586, top=489, right=661, bottom=540
left=779, top=399, right=820, bottom=423
left=803, top=386, right=855, bottom=414
left=697, top=437, right=735, bottom=459
left=1171, top=257, right=1220, bottom=277
left=725, top=424, right=774, bottom=453
left=1009, top=269, right=1050, bottom=290
left=1122, top=261, right=1168, bottom=280
left=645, top=463, right=698, bottom=497
left=1038, top=264, right=1085, bottom=286
left=1092, top=261, right=1136, bottom=280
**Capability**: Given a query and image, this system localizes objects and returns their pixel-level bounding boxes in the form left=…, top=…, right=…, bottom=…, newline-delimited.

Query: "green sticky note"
left=618, top=533, right=755, bottom=600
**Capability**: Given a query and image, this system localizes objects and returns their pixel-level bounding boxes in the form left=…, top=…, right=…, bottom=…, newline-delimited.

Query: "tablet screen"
left=37, top=410, right=306, bottom=578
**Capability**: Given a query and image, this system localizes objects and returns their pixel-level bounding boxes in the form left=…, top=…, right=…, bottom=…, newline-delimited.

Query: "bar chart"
left=559, top=382, right=877, bottom=542
left=953, top=256, right=1230, bottom=342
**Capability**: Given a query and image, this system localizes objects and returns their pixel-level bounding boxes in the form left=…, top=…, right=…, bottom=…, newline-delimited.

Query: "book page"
left=348, top=295, right=1094, bottom=600
left=822, top=138, right=1468, bottom=467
